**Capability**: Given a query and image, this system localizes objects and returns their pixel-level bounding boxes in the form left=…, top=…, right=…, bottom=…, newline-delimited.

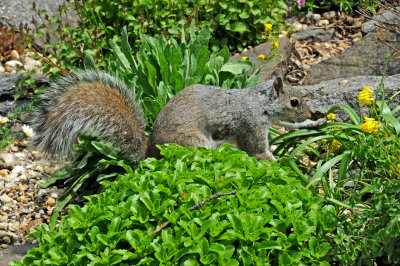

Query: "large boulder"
left=231, top=38, right=293, bottom=82
left=303, top=10, right=400, bottom=85
left=0, top=0, right=77, bottom=29
left=299, top=74, right=400, bottom=120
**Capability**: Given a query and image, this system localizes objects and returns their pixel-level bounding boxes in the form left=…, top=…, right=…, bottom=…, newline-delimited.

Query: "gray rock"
left=0, top=73, right=30, bottom=115
left=231, top=37, right=293, bottom=82
left=298, top=74, right=400, bottom=120
left=361, top=8, right=400, bottom=35
left=0, top=243, right=38, bottom=266
left=303, top=27, right=400, bottom=85
left=0, top=0, right=77, bottom=29
left=0, top=73, right=49, bottom=115
left=294, top=28, right=335, bottom=42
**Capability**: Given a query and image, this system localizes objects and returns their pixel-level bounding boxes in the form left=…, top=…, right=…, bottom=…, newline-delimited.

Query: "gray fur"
left=30, top=70, right=147, bottom=162
left=147, top=77, right=312, bottom=161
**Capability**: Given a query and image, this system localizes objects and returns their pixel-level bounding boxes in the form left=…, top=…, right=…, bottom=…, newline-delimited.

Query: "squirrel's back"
left=31, top=70, right=148, bottom=161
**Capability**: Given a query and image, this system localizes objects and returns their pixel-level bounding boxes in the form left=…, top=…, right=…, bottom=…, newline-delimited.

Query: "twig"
left=149, top=190, right=237, bottom=236
left=378, top=36, right=400, bottom=53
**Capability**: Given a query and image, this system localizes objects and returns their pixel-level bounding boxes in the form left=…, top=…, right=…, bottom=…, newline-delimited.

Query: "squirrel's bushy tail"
left=31, top=70, right=148, bottom=162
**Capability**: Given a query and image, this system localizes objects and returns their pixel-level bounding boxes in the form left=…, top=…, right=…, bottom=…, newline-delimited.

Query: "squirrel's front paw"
left=307, top=118, right=327, bottom=128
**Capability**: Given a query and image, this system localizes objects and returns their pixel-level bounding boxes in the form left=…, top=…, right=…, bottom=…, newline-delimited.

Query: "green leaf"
left=327, top=105, right=361, bottom=124
left=307, top=154, right=345, bottom=189
left=381, top=113, right=400, bottom=134
left=220, top=61, right=252, bottom=75
left=83, top=51, right=98, bottom=71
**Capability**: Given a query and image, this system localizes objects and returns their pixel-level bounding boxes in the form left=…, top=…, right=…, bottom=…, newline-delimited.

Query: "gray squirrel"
left=31, top=70, right=324, bottom=162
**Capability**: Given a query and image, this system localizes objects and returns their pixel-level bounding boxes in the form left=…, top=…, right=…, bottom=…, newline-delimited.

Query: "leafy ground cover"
left=11, top=144, right=338, bottom=265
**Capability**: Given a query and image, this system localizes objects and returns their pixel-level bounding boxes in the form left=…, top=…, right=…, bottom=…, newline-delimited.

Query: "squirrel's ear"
left=272, top=71, right=284, bottom=98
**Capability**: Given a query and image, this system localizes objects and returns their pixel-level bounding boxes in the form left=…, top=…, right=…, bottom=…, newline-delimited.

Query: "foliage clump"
left=12, top=144, right=337, bottom=265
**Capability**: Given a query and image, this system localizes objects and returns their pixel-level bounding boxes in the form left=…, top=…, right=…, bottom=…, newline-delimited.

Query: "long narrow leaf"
left=307, top=154, right=344, bottom=189
left=381, top=113, right=400, bottom=134
left=121, top=26, right=137, bottom=71
left=288, top=135, right=332, bottom=160
left=336, top=151, right=352, bottom=187
left=327, top=105, right=361, bottom=124
left=109, top=39, right=131, bottom=71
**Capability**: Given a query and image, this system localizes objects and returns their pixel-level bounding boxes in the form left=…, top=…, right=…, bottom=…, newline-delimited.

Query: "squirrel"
left=31, top=70, right=324, bottom=162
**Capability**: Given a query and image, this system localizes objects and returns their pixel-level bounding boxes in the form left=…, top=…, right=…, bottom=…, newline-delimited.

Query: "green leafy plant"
left=12, top=144, right=338, bottom=265
left=22, top=0, right=288, bottom=80
left=268, top=61, right=400, bottom=263
left=332, top=177, right=400, bottom=264
left=0, top=116, right=15, bottom=150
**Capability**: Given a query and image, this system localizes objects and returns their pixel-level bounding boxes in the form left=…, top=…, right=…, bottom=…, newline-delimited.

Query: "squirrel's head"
left=269, top=72, right=312, bottom=123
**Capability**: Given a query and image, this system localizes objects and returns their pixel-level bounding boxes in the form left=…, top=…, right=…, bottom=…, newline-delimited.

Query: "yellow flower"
left=357, top=86, right=374, bottom=105
left=330, top=139, right=341, bottom=152
left=271, top=41, right=279, bottom=48
left=327, top=113, right=336, bottom=122
left=360, top=117, right=379, bottom=133
left=264, top=23, right=272, bottom=31
left=242, top=56, right=248, bottom=60
left=258, top=54, right=265, bottom=60
left=0, top=116, right=9, bottom=124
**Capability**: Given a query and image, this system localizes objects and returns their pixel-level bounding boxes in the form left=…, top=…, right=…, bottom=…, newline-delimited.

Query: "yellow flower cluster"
left=327, top=113, right=336, bottom=122
left=264, top=23, right=272, bottom=31
left=242, top=56, right=248, bottom=60
left=271, top=41, right=279, bottom=48
left=330, top=139, right=341, bottom=152
left=358, top=86, right=374, bottom=105
left=361, top=117, right=380, bottom=133
left=258, top=54, right=265, bottom=60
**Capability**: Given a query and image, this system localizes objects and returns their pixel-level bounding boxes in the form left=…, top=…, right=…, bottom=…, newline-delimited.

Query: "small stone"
left=4, top=60, right=23, bottom=72
left=339, top=80, right=348, bottom=85
left=317, top=19, right=329, bottom=27
left=0, top=195, right=13, bottom=204
left=11, top=165, right=25, bottom=174
left=4, top=64, right=14, bottom=73
left=1, top=243, right=8, bottom=249
left=46, top=197, right=56, bottom=207
left=19, top=174, right=28, bottom=182
left=2, top=236, right=11, bottom=244
left=312, top=13, right=321, bottom=22
left=38, top=189, right=48, bottom=198
left=10, top=50, right=20, bottom=61
left=343, top=209, right=352, bottom=216
left=10, top=145, right=19, bottom=152
left=35, top=165, right=44, bottom=172
left=23, top=57, right=36, bottom=72
left=14, top=152, right=26, bottom=159
left=0, top=65, right=4, bottom=73
left=31, top=150, right=43, bottom=160
left=0, top=153, right=16, bottom=169
left=0, top=169, right=9, bottom=176
left=292, top=21, right=307, bottom=31
left=322, top=11, right=336, bottom=19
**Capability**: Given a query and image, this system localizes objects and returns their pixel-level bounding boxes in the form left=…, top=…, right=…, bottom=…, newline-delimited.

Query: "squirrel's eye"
left=290, top=99, right=299, bottom=107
